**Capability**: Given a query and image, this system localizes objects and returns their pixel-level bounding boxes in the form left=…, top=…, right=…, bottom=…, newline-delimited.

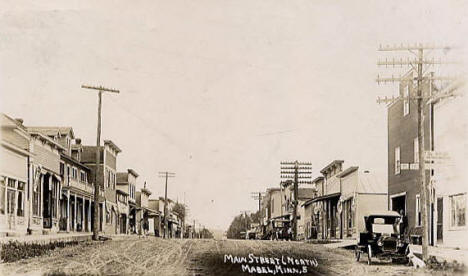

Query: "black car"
left=355, top=211, right=409, bottom=265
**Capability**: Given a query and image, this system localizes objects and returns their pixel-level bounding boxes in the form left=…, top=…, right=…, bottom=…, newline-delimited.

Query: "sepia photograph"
left=0, top=1, right=467, bottom=275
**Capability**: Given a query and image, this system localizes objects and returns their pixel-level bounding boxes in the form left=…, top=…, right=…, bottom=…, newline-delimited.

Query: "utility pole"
left=251, top=192, right=264, bottom=223
left=376, top=43, right=456, bottom=261
left=81, top=84, right=119, bottom=241
left=281, top=161, right=312, bottom=241
left=159, top=171, right=175, bottom=238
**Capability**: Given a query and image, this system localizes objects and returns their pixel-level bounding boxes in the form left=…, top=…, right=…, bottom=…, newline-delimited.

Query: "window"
left=450, top=193, right=466, bottom=227
left=60, top=163, right=65, bottom=176
left=0, top=178, right=5, bottom=214
left=416, top=194, right=421, bottom=226
left=7, top=179, right=16, bottom=215
left=17, top=182, right=25, bottom=217
left=106, top=207, right=110, bottom=223
left=72, top=168, right=78, bottom=179
left=106, top=169, right=110, bottom=188
left=403, top=84, right=410, bottom=116
left=395, top=147, right=401, bottom=175
left=80, top=171, right=87, bottom=183
left=32, top=171, right=41, bottom=216
left=271, top=199, right=274, bottom=213
left=414, top=138, right=419, bottom=164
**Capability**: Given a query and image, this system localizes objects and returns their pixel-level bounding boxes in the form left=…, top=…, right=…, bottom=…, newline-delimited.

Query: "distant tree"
left=227, top=213, right=254, bottom=239
left=172, top=202, right=186, bottom=221
left=200, top=228, right=214, bottom=239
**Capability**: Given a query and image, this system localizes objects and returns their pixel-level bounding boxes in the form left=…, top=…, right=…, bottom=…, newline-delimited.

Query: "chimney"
left=75, top=138, right=82, bottom=145
left=15, top=118, right=24, bottom=125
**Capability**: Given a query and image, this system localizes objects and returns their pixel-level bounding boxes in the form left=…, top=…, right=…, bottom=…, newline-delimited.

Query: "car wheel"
left=354, top=246, right=360, bottom=262
left=367, top=245, right=372, bottom=265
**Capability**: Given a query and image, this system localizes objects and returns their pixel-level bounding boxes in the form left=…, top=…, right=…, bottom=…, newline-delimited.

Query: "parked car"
left=355, top=211, right=409, bottom=265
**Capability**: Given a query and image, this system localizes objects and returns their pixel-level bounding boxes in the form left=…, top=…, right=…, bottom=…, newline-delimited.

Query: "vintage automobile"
left=355, top=211, right=409, bottom=265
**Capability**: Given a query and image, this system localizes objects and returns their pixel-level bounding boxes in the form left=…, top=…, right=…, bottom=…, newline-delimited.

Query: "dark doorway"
left=42, top=174, right=52, bottom=228
left=391, top=195, right=406, bottom=214
left=437, top=197, right=443, bottom=242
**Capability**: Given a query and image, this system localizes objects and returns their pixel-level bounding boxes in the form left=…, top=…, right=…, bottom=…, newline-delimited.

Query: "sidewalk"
left=409, top=244, right=468, bottom=265
left=0, top=232, right=92, bottom=245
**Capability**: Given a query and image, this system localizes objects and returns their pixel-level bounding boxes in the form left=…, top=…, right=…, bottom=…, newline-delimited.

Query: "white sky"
left=1, top=0, right=467, bottom=230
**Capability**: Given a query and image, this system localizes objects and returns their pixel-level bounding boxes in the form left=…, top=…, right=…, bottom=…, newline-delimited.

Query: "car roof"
left=364, top=210, right=400, bottom=217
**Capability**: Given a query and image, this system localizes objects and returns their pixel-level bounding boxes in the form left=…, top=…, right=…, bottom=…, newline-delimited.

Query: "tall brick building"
left=387, top=73, right=432, bottom=242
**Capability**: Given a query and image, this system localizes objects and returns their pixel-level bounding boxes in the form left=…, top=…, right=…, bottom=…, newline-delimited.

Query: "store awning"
left=311, top=192, right=341, bottom=202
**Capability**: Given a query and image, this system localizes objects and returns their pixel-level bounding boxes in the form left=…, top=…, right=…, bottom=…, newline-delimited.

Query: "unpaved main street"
left=0, top=237, right=457, bottom=276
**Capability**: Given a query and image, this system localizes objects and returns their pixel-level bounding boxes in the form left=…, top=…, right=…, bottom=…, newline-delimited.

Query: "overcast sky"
left=1, top=0, right=467, bottom=230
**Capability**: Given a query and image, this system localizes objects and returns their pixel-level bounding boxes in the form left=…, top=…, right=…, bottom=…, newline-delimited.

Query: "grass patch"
left=1, top=240, right=80, bottom=263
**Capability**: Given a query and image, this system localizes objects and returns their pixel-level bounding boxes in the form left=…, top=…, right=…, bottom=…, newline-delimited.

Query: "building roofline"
left=320, top=160, right=344, bottom=174
left=336, top=166, right=359, bottom=178
left=311, top=176, right=324, bottom=183
left=127, top=169, right=139, bottom=177
left=27, top=130, right=66, bottom=151
left=103, top=140, right=122, bottom=153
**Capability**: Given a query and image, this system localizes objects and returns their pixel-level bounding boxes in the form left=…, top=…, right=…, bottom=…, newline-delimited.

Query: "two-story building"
left=303, top=176, right=324, bottom=240
left=116, top=169, right=139, bottom=234
left=82, top=140, right=121, bottom=235
left=28, top=127, right=95, bottom=234
left=0, top=115, right=31, bottom=236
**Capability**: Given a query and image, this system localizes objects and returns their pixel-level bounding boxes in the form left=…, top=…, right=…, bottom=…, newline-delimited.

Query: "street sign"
left=401, top=163, right=419, bottom=170
left=424, top=151, right=450, bottom=161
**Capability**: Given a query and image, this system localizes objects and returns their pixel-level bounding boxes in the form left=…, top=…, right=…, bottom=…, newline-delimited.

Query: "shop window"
left=16, top=182, right=25, bottom=217
left=451, top=193, right=466, bottom=227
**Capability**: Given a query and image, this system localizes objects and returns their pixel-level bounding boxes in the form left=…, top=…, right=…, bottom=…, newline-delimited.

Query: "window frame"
left=403, top=84, right=410, bottom=116
left=395, top=146, right=401, bottom=175
left=450, top=193, right=467, bottom=229
left=415, top=194, right=421, bottom=227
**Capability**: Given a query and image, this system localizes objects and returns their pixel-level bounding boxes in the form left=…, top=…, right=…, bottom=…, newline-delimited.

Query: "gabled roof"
left=26, top=126, right=74, bottom=139
left=104, top=140, right=122, bottom=153
left=27, top=129, right=66, bottom=151
left=320, top=160, right=344, bottom=174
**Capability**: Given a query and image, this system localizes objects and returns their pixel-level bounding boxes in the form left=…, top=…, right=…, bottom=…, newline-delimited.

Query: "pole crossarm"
left=81, top=85, right=120, bottom=93
left=376, top=75, right=456, bottom=84
left=377, top=59, right=457, bottom=67
left=378, top=44, right=453, bottom=51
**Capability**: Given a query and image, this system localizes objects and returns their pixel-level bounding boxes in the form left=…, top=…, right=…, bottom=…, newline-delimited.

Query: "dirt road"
left=0, top=237, right=458, bottom=275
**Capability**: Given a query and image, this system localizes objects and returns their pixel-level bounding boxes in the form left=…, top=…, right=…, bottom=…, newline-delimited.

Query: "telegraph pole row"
left=81, top=84, right=120, bottom=241
left=280, top=161, right=312, bottom=241
left=159, top=171, right=175, bottom=238
left=376, top=43, right=456, bottom=261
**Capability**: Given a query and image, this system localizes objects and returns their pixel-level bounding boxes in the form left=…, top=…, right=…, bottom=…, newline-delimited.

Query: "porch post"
left=81, top=196, right=85, bottom=232
left=74, top=194, right=77, bottom=231
left=66, top=190, right=70, bottom=232
left=88, top=199, right=91, bottom=232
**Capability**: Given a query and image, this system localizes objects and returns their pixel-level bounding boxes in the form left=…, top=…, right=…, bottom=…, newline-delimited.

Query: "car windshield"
left=372, top=223, right=398, bottom=234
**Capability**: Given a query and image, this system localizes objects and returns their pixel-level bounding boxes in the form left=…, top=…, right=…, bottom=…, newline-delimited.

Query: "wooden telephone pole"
left=159, top=171, right=175, bottom=238
left=280, top=161, right=312, bottom=241
left=376, top=43, right=456, bottom=261
left=81, top=84, right=119, bottom=241
left=251, top=192, right=264, bottom=223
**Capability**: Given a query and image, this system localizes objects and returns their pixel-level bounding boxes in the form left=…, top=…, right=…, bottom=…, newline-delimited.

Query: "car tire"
left=355, top=246, right=360, bottom=262
left=367, top=245, right=372, bottom=265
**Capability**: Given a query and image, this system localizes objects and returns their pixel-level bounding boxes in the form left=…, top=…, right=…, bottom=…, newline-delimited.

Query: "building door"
left=437, top=197, right=443, bottom=242
left=42, top=174, right=52, bottom=228
left=391, top=195, right=406, bottom=214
